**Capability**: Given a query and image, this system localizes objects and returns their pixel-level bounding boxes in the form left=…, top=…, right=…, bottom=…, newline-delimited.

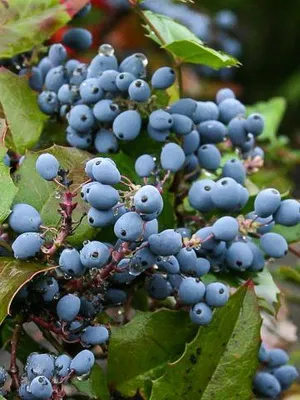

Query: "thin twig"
left=9, top=323, right=21, bottom=390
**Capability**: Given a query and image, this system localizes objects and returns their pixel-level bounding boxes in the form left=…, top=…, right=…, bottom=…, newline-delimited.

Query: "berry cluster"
left=18, top=350, right=94, bottom=399
left=253, top=344, right=299, bottom=398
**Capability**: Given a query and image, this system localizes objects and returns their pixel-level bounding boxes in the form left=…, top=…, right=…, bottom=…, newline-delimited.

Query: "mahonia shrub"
left=0, top=1, right=298, bottom=399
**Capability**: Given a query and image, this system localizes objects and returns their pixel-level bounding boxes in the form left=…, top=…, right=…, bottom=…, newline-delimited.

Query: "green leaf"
left=72, top=364, right=110, bottom=400
left=273, top=223, right=300, bottom=244
left=0, top=0, right=89, bottom=59
left=107, top=309, right=198, bottom=397
left=0, top=145, right=18, bottom=223
left=13, top=145, right=96, bottom=246
left=159, top=192, right=176, bottom=231
left=252, top=267, right=281, bottom=315
left=142, top=11, right=202, bottom=46
left=164, top=40, right=240, bottom=69
left=142, top=12, right=239, bottom=69
left=150, top=285, right=261, bottom=400
left=246, top=97, right=287, bottom=144
left=278, top=266, right=300, bottom=284
left=0, top=68, right=48, bottom=153
left=0, top=257, right=54, bottom=326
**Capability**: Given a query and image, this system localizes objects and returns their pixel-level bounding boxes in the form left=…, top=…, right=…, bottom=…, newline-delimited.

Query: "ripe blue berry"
left=68, top=104, right=95, bottom=132
left=79, top=241, right=110, bottom=269
left=92, top=159, right=121, bottom=184
left=151, top=67, right=176, bottom=89
left=29, top=376, right=53, bottom=399
left=135, top=154, right=155, bottom=177
left=59, top=248, right=86, bottom=277
left=260, top=232, right=288, bottom=258
left=226, top=242, right=253, bottom=271
left=36, top=153, right=59, bottom=181
left=198, top=120, right=227, bottom=144
left=113, top=110, right=142, bottom=140
left=178, top=277, right=205, bottom=305
left=193, top=101, right=219, bottom=123
left=189, top=302, right=213, bottom=325
left=62, top=28, right=92, bottom=51
left=134, top=185, right=162, bottom=214
left=94, top=129, right=119, bottom=153
left=116, top=72, right=135, bottom=91
left=245, top=113, right=264, bottom=137
left=9, top=203, right=42, bottom=233
left=149, top=110, right=173, bottom=131
left=88, top=207, right=114, bottom=228
left=160, top=143, right=185, bottom=172
left=147, top=274, right=173, bottom=299
left=26, top=353, right=55, bottom=380
left=12, top=232, right=44, bottom=259
left=114, top=212, right=144, bottom=241
left=149, top=229, right=182, bottom=256
left=253, top=372, right=281, bottom=398
left=197, top=144, right=221, bottom=171
left=55, top=354, right=71, bottom=378
left=188, top=179, right=216, bottom=212
left=129, top=79, right=151, bottom=102
left=205, top=282, right=229, bottom=307
left=216, top=88, right=235, bottom=104
left=274, top=199, right=300, bottom=226
left=81, top=325, right=109, bottom=346
left=222, top=158, right=246, bottom=184
left=70, top=350, right=95, bottom=376
left=273, top=365, right=299, bottom=389
left=56, top=294, right=80, bottom=322
left=212, top=216, right=239, bottom=241
left=93, top=99, right=120, bottom=122
left=79, top=78, right=104, bottom=104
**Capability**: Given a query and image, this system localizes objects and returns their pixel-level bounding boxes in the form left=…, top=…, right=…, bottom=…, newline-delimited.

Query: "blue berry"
left=65, top=59, right=80, bottom=75
left=176, top=247, right=197, bottom=274
left=247, top=242, right=265, bottom=272
left=197, top=144, right=221, bottom=171
left=88, top=54, right=118, bottom=78
left=116, top=72, right=135, bottom=91
left=113, top=110, right=142, bottom=140
left=70, top=350, right=95, bottom=376
left=205, top=282, right=229, bottom=307
left=119, top=54, right=145, bottom=78
left=29, top=376, right=53, bottom=399
left=260, top=232, right=288, bottom=258
left=56, top=294, right=80, bottom=322
left=88, top=207, right=114, bottom=228
left=69, top=63, right=88, bottom=85
left=87, top=183, right=119, bottom=210
left=135, top=154, right=155, bottom=177
left=149, top=229, right=182, bottom=256
left=75, top=2, right=92, bottom=18
left=98, top=69, right=119, bottom=92
left=178, top=277, right=205, bottom=304
left=274, top=365, right=299, bottom=389
left=193, top=101, right=219, bottom=123
left=212, top=216, right=239, bottom=241
left=228, top=116, right=247, bottom=146
left=258, top=344, right=269, bottom=363
left=194, top=257, right=211, bottom=276
left=59, top=248, right=86, bottom=277
left=268, top=348, right=289, bottom=367
left=45, top=66, right=68, bottom=92
left=68, top=104, right=95, bottom=132
left=9, top=203, right=42, bottom=233
left=188, top=179, right=216, bottom=212
left=19, top=383, right=36, bottom=400
left=134, top=185, right=162, bottom=214
left=171, top=114, right=193, bottom=136
left=147, top=274, right=173, bottom=300
left=55, top=354, right=71, bottom=378
left=156, top=255, right=180, bottom=274
left=183, top=130, right=200, bottom=154
left=48, top=43, right=67, bottom=66
left=129, top=79, right=151, bottom=102
left=94, top=129, right=118, bottom=153
left=36, top=153, right=59, bottom=180
left=66, top=127, right=92, bottom=149
left=147, top=124, right=170, bottom=142
left=198, top=120, right=227, bottom=144
left=114, top=212, right=144, bottom=242
left=226, top=242, right=253, bottom=271
left=34, top=277, right=59, bottom=302
left=105, top=289, right=127, bottom=305
left=0, top=367, right=7, bottom=386
left=222, top=158, right=246, bottom=184
left=143, top=219, right=158, bottom=240
left=211, top=177, right=241, bottom=210
left=216, top=88, right=235, bottom=104
left=26, top=353, right=55, bottom=380
left=253, top=372, right=281, bottom=398
left=38, top=57, right=53, bottom=79
left=81, top=325, right=109, bottom=346
left=80, top=295, right=102, bottom=318
left=160, top=143, right=185, bottom=172
left=246, top=212, right=275, bottom=234
left=29, top=67, right=43, bottom=92
left=169, top=98, right=197, bottom=118
left=219, top=98, right=246, bottom=124
left=79, top=78, right=104, bottom=104
left=245, top=113, right=264, bottom=137
left=254, top=188, right=281, bottom=218
left=12, top=232, right=44, bottom=259
left=274, top=199, right=300, bottom=226
left=94, top=99, right=120, bottom=123
left=38, top=91, right=59, bottom=115
left=92, top=159, right=121, bottom=184
left=79, top=241, right=110, bottom=269
left=58, top=84, right=78, bottom=105
left=149, top=110, right=173, bottom=131
left=151, top=67, right=176, bottom=89
left=189, top=302, right=213, bottom=325
left=62, top=28, right=92, bottom=51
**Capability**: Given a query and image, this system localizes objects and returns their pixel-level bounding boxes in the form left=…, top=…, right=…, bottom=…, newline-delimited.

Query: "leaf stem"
left=9, top=323, right=21, bottom=390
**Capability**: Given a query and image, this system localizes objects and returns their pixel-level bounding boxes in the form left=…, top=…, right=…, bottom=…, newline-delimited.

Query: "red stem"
left=9, top=324, right=21, bottom=390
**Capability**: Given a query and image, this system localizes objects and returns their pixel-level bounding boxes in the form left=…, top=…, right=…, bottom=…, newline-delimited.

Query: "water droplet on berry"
left=133, top=53, right=148, bottom=67
left=98, top=44, right=115, bottom=56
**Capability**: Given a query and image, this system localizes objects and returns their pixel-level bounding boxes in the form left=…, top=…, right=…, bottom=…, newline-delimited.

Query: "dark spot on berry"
left=118, top=133, right=124, bottom=139
left=169, top=69, right=175, bottom=74
left=168, top=119, right=172, bottom=124
left=121, top=229, right=126, bottom=237
left=92, top=87, right=99, bottom=94
left=231, top=159, right=236, bottom=163
left=68, top=269, right=74, bottom=274
left=81, top=115, right=87, bottom=122
left=221, top=180, right=228, bottom=186
left=95, top=161, right=101, bottom=165
left=89, top=217, right=94, bottom=224
left=142, top=261, right=147, bottom=266
left=219, top=288, right=224, bottom=294
left=202, top=145, right=207, bottom=150
left=236, top=261, right=242, bottom=267
left=204, top=185, right=211, bottom=191
left=91, top=251, right=99, bottom=259
left=119, top=74, right=124, bottom=79
left=196, top=308, right=202, bottom=315
left=80, top=192, right=84, bottom=198
left=135, top=80, right=142, bottom=88
left=110, top=104, right=117, bottom=111
left=141, top=195, right=148, bottom=203
left=272, top=189, right=278, bottom=195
